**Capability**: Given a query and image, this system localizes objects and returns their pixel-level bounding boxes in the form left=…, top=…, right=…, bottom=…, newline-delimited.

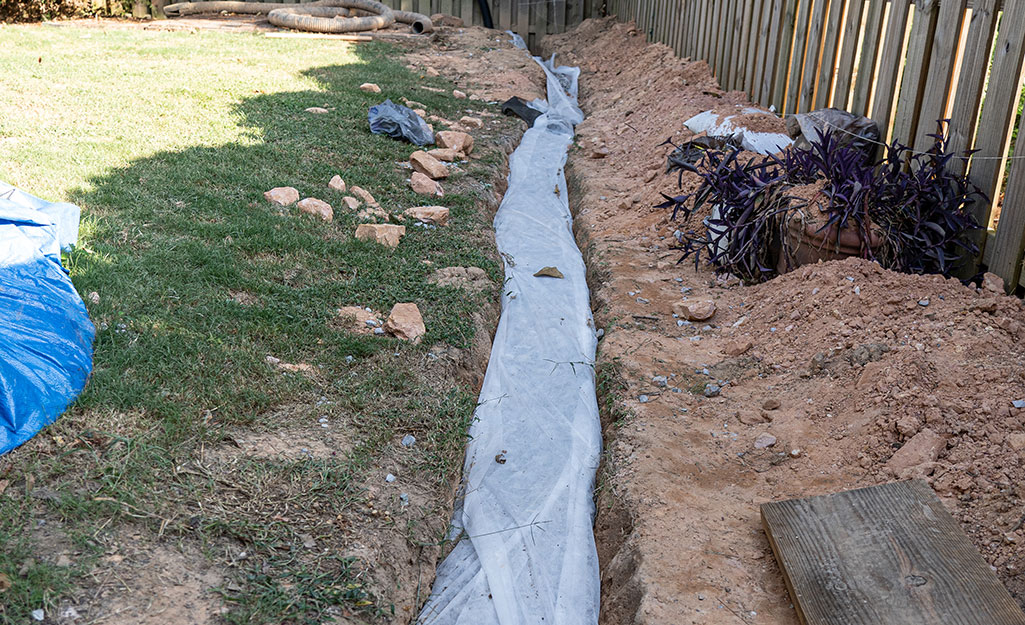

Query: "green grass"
left=0, top=23, right=508, bottom=624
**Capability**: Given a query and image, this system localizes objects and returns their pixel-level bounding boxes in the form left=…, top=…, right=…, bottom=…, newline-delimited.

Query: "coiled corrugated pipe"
left=162, top=1, right=320, bottom=16
left=163, top=0, right=433, bottom=33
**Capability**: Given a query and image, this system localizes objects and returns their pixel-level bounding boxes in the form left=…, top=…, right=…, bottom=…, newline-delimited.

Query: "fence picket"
left=947, top=0, right=999, bottom=175
left=911, top=0, right=967, bottom=150
left=784, top=0, right=812, bottom=113
left=891, top=0, right=939, bottom=145
left=771, top=0, right=798, bottom=110
left=833, top=0, right=864, bottom=109
left=868, top=0, right=911, bottom=133
left=850, top=0, right=885, bottom=115
left=799, top=0, right=829, bottom=112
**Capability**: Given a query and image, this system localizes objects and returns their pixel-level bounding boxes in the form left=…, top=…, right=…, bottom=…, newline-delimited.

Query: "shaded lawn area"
left=0, top=24, right=505, bottom=623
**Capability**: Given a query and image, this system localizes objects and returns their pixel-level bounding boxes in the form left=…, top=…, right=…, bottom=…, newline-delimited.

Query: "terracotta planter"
left=777, top=208, right=883, bottom=273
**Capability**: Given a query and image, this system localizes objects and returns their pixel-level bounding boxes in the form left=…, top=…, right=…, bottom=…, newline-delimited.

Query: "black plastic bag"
left=785, top=108, right=880, bottom=162
left=368, top=99, right=434, bottom=146
left=500, top=96, right=542, bottom=127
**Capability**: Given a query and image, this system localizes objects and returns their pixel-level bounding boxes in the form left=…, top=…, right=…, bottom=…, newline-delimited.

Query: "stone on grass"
left=425, top=67, right=440, bottom=77
left=436, top=130, right=474, bottom=154
left=336, top=306, right=383, bottom=335
left=350, top=185, right=380, bottom=207
left=404, top=206, right=449, bottom=226
left=342, top=196, right=361, bottom=210
left=328, top=175, right=346, bottom=192
left=305, top=107, right=329, bottom=114
left=264, top=186, right=299, bottom=206
left=411, top=172, right=444, bottom=197
left=355, top=223, right=405, bottom=248
left=403, top=99, right=426, bottom=109
left=673, top=300, right=716, bottom=321
left=359, top=83, right=382, bottom=93
left=297, top=198, right=333, bottom=221
left=452, top=89, right=467, bottom=99
left=427, top=148, right=465, bottom=162
left=410, top=151, right=449, bottom=179
left=459, top=116, right=483, bottom=128
left=384, top=303, right=426, bottom=343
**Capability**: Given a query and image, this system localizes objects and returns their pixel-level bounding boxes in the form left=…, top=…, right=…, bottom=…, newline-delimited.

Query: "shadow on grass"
left=1, top=42, right=503, bottom=624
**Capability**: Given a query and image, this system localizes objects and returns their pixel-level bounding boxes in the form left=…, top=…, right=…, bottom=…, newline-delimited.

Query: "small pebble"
left=703, top=383, right=721, bottom=397
left=401, top=434, right=416, bottom=447
left=399, top=493, right=410, bottom=506
left=636, top=297, right=650, bottom=304
left=638, top=395, right=650, bottom=403
left=1013, top=400, right=1025, bottom=409
left=374, top=328, right=385, bottom=335
left=754, top=433, right=777, bottom=449
left=365, top=319, right=378, bottom=327
left=677, top=320, right=685, bottom=327
left=652, top=375, right=668, bottom=387
left=918, top=299, right=930, bottom=307
left=345, top=355, right=354, bottom=364
left=596, top=328, right=605, bottom=339
left=385, top=473, right=396, bottom=482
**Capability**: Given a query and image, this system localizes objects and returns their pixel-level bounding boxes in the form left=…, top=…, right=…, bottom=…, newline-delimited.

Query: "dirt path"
left=543, top=18, right=1025, bottom=625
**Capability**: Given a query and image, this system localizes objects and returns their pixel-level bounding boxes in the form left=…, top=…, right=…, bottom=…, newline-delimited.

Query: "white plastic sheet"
left=416, top=48, right=600, bottom=625
left=684, top=107, right=793, bottom=155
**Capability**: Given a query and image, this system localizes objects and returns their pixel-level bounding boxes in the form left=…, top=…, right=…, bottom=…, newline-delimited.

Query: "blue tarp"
left=0, top=183, right=94, bottom=455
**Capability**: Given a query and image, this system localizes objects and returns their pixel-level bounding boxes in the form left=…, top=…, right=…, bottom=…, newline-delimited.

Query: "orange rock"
left=403, top=206, right=449, bottom=226
left=328, top=175, right=346, bottom=192
left=355, top=224, right=405, bottom=248
left=410, top=172, right=444, bottom=197
left=384, top=303, right=426, bottom=343
left=673, top=300, right=716, bottom=321
left=427, top=148, right=464, bottom=162
left=410, top=151, right=449, bottom=179
left=359, top=83, right=381, bottom=93
left=723, top=338, right=752, bottom=356
left=297, top=197, right=333, bottom=221
left=264, top=186, right=299, bottom=206
left=436, top=130, right=474, bottom=154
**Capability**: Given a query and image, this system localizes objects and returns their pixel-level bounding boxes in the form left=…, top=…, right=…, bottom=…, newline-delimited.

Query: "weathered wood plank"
left=798, top=0, right=829, bottom=112
left=891, top=0, right=939, bottom=144
left=762, top=480, right=1025, bottom=625
left=516, top=0, right=529, bottom=45
left=751, top=0, right=773, bottom=101
left=850, top=0, right=885, bottom=115
left=721, top=0, right=738, bottom=85
left=771, top=0, right=798, bottom=111
left=946, top=0, right=998, bottom=176
left=813, top=0, right=846, bottom=108
left=833, top=0, right=865, bottom=110
left=785, top=0, right=814, bottom=113
left=990, top=137, right=1025, bottom=289
left=912, top=0, right=968, bottom=150
left=758, top=0, right=784, bottom=103
left=742, top=0, right=759, bottom=93
left=868, top=0, right=911, bottom=133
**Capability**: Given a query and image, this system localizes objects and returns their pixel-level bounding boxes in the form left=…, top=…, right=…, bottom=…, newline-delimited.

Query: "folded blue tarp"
left=0, top=183, right=95, bottom=455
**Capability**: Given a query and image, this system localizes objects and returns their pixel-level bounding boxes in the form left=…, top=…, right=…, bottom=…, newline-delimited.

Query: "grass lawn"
left=0, top=22, right=510, bottom=624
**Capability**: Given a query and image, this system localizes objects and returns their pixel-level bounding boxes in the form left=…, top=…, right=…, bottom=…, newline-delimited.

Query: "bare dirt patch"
left=545, top=17, right=1025, bottom=625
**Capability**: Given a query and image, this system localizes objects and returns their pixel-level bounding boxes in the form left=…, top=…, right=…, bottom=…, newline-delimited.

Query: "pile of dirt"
left=544, top=17, right=1025, bottom=625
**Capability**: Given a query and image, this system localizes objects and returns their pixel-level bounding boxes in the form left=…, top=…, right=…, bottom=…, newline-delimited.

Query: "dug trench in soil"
left=543, top=17, right=1025, bottom=625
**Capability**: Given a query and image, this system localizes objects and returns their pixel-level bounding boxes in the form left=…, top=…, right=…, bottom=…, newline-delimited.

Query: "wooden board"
left=850, top=0, right=885, bottom=115
left=891, top=0, right=939, bottom=144
left=911, top=0, right=967, bottom=151
left=832, top=0, right=865, bottom=110
left=763, top=480, right=1025, bottom=625
left=946, top=0, right=998, bottom=176
left=771, top=0, right=798, bottom=111
left=868, top=0, right=911, bottom=133
left=813, top=0, right=846, bottom=109
left=785, top=0, right=814, bottom=114
left=798, top=0, right=829, bottom=112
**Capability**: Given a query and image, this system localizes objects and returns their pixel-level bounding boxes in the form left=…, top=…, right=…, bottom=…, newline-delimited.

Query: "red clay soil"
left=544, top=18, right=1025, bottom=625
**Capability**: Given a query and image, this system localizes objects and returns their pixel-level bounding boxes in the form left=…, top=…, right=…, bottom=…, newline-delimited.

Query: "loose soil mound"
left=544, top=17, right=1025, bottom=625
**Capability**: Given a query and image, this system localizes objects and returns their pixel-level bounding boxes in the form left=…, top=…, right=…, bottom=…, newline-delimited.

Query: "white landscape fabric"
left=416, top=47, right=600, bottom=625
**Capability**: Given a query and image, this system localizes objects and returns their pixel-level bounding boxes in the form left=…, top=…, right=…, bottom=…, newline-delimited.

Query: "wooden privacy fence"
left=603, top=0, right=1025, bottom=290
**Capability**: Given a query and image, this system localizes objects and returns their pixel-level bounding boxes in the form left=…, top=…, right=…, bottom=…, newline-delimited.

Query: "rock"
left=723, top=338, right=752, bottom=356
left=918, top=298, right=930, bottom=307
left=436, top=130, right=474, bottom=154
left=342, top=196, right=360, bottom=210
left=87, top=291, right=100, bottom=305
left=533, top=266, right=564, bottom=278
left=55, top=554, right=72, bottom=567
left=459, top=116, right=483, bottom=128
left=673, top=300, right=716, bottom=321
left=427, top=148, right=465, bottom=162
left=384, top=303, right=426, bottom=343
left=762, top=398, right=781, bottom=411
left=644, top=169, right=658, bottom=183
left=737, top=411, right=768, bottom=425
left=430, top=266, right=490, bottom=291
left=32, top=609, right=44, bottom=622
left=857, top=360, right=887, bottom=390
left=886, top=428, right=944, bottom=476
left=789, top=448, right=803, bottom=458
left=385, top=473, right=396, bottom=482
left=263, top=186, right=299, bottom=206
left=590, top=146, right=610, bottom=159
left=703, top=383, right=721, bottom=397
left=411, top=171, right=445, bottom=196
left=297, top=197, right=333, bottom=221
left=336, top=306, right=383, bottom=334
left=452, top=89, right=467, bottom=99
left=982, top=272, right=1005, bottom=294
left=402, top=99, right=426, bottom=109
left=299, top=533, right=317, bottom=548
left=754, top=433, right=777, bottom=449
left=1007, top=432, right=1025, bottom=451
left=355, top=223, right=405, bottom=248
left=1013, top=399, right=1025, bottom=409
left=410, top=150, right=449, bottom=179
left=359, top=82, right=381, bottom=93
left=350, top=185, right=380, bottom=208
left=401, top=434, right=416, bottom=447
left=305, top=107, right=329, bottom=114
left=328, top=175, right=346, bottom=192
left=425, top=67, right=440, bottom=77
left=652, top=375, right=668, bottom=387
left=430, top=13, right=464, bottom=27
left=403, top=206, right=450, bottom=226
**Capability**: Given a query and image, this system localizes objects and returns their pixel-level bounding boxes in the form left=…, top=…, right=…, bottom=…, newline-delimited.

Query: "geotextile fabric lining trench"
left=416, top=40, right=601, bottom=625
